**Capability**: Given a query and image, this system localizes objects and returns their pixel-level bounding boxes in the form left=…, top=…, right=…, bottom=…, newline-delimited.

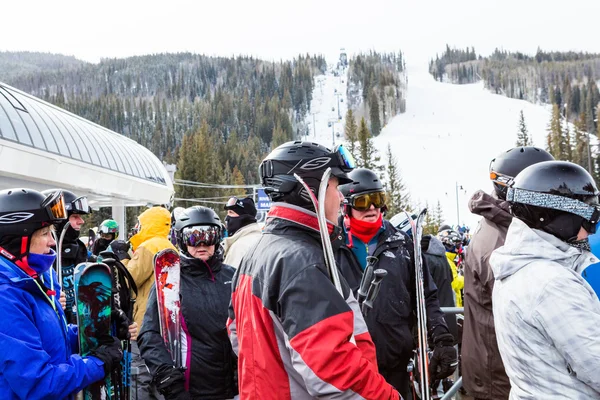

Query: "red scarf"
left=349, top=214, right=383, bottom=244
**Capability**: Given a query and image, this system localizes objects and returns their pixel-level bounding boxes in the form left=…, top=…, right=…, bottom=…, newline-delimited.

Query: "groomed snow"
left=308, top=62, right=553, bottom=229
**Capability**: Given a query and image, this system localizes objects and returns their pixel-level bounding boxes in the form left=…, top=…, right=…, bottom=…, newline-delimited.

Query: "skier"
left=338, top=168, right=456, bottom=399
left=42, top=189, right=92, bottom=323
left=437, top=228, right=465, bottom=307
left=222, top=196, right=262, bottom=269
left=491, top=160, right=600, bottom=398
left=139, top=206, right=238, bottom=399
left=461, top=146, right=553, bottom=400
left=92, top=219, right=119, bottom=256
left=127, top=206, right=177, bottom=399
left=228, top=141, right=400, bottom=399
left=0, top=188, right=124, bottom=399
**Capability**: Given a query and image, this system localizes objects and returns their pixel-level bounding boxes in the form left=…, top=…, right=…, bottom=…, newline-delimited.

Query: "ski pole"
left=361, top=269, right=387, bottom=316
left=57, top=221, right=71, bottom=284
left=357, top=257, right=376, bottom=306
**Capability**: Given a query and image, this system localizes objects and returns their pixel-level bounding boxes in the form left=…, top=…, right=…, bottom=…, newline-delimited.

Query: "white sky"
left=2, top=0, right=600, bottom=64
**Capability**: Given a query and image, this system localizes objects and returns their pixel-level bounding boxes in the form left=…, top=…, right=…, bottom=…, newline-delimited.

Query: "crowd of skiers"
left=1, top=140, right=600, bottom=399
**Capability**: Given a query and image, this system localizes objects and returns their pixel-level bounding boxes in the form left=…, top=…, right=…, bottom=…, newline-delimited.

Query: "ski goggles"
left=347, top=191, right=387, bottom=211
left=41, top=190, right=68, bottom=222
left=333, top=144, right=356, bottom=171
left=66, top=196, right=91, bottom=215
left=489, top=171, right=513, bottom=187
left=182, top=225, right=221, bottom=247
left=225, top=197, right=244, bottom=209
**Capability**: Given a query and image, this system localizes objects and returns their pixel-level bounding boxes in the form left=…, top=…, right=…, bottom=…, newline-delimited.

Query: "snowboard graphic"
left=153, top=248, right=182, bottom=367
left=75, top=262, right=113, bottom=400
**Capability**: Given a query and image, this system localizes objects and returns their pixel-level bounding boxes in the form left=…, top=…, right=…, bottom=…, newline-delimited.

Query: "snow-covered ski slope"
left=307, top=62, right=552, bottom=229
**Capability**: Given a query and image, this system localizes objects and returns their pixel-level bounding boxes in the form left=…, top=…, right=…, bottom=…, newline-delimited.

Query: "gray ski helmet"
left=508, top=160, right=600, bottom=242
left=339, top=168, right=383, bottom=198
left=259, top=141, right=355, bottom=208
left=489, top=146, right=554, bottom=200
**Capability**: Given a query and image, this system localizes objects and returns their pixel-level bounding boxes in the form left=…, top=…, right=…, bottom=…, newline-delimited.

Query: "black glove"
left=420, top=235, right=431, bottom=252
left=91, top=335, right=123, bottom=376
left=108, top=240, right=132, bottom=261
left=155, top=367, right=190, bottom=400
left=429, top=332, right=457, bottom=381
left=112, top=309, right=131, bottom=340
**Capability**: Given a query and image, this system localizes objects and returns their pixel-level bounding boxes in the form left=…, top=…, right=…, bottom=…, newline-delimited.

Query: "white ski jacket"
left=223, top=222, right=262, bottom=269
left=490, top=218, right=600, bottom=399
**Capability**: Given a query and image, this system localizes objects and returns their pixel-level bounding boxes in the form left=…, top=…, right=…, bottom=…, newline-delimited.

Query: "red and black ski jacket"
left=227, top=203, right=399, bottom=400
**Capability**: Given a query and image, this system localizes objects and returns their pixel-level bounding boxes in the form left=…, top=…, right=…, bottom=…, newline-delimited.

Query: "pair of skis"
left=405, top=209, right=432, bottom=400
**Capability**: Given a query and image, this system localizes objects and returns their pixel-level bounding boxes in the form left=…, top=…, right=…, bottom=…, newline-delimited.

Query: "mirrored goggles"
left=348, top=191, right=386, bottom=211
left=182, top=225, right=221, bottom=247
left=334, top=144, right=356, bottom=171
left=41, top=190, right=68, bottom=222
left=67, top=196, right=91, bottom=215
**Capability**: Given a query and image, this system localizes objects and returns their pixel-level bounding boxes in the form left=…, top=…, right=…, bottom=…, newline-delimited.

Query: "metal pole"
left=588, top=133, right=593, bottom=174
left=440, top=377, right=463, bottom=400
left=455, top=182, right=460, bottom=226
left=332, top=123, right=335, bottom=148
left=312, top=112, right=317, bottom=138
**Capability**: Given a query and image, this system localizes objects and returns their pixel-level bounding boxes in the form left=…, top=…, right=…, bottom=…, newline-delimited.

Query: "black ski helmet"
left=175, top=206, right=222, bottom=255
left=339, top=168, right=384, bottom=198
left=508, top=160, right=600, bottom=243
left=259, top=141, right=354, bottom=208
left=438, top=229, right=463, bottom=252
left=0, top=188, right=67, bottom=261
left=489, top=146, right=554, bottom=199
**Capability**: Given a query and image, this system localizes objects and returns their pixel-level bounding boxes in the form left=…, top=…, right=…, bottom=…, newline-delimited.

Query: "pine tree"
left=423, top=202, right=437, bottom=235
left=574, top=111, right=591, bottom=171
left=271, top=122, right=287, bottom=148
left=369, top=91, right=382, bottom=136
left=357, top=117, right=384, bottom=175
left=434, top=201, right=444, bottom=233
left=516, top=110, right=532, bottom=146
left=384, top=143, right=411, bottom=216
left=344, top=109, right=359, bottom=163
left=546, top=104, right=567, bottom=160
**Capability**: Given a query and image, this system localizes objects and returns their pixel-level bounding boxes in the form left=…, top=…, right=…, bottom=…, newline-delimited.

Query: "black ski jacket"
left=138, top=249, right=238, bottom=400
left=57, top=229, right=89, bottom=324
left=336, top=220, right=449, bottom=384
left=421, top=234, right=458, bottom=342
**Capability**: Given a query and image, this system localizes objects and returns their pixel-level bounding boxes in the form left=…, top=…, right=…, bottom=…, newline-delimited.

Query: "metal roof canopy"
left=0, top=82, right=174, bottom=232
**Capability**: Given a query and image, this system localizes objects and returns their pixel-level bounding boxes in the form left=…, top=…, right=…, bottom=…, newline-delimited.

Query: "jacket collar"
left=491, top=218, right=599, bottom=280
left=222, top=222, right=262, bottom=252
left=265, top=203, right=336, bottom=236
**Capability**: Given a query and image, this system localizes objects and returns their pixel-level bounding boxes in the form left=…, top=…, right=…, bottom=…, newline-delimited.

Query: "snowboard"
left=153, top=248, right=182, bottom=367
left=405, top=209, right=431, bottom=400
left=74, top=262, right=113, bottom=400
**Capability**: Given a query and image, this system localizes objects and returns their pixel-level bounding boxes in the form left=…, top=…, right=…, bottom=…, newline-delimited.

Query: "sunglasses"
left=42, top=190, right=68, bottom=222
left=182, top=225, right=221, bottom=247
left=348, top=191, right=386, bottom=211
left=489, top=171, right=513, bottom=187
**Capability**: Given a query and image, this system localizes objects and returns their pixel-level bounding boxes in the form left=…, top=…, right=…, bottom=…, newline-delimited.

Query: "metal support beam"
left=111, top=198, right=126, bottom=240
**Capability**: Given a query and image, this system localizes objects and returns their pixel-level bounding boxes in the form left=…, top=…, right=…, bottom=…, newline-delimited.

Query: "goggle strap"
left=508, top=187, right=598, bottom=222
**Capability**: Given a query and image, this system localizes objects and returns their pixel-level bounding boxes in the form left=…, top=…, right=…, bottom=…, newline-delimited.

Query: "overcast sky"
left=3, top=0, right=600, bottom=65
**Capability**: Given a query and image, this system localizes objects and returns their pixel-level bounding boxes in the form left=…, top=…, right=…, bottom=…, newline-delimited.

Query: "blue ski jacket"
left=0, top=253, right=105, bottom=399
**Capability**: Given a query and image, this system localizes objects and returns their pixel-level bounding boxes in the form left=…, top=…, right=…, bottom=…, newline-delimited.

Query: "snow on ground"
left=307, top=62, right=552, bottom=230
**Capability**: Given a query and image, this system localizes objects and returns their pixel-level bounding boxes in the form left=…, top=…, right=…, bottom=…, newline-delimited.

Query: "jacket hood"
left=424, top=235, right=446, bottom=256
left=130, top=207, right=171, bottom=251
left=469, top=190, right=512, bottom=228
left=491, top=218, right=599, bottom=280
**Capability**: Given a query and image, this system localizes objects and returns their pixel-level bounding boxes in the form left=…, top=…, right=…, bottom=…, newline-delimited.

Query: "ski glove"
left=155, top=367, right=191, bottom=400
left=112, top=309, right=131, bottom=340
left=91, top=335, right=123, bottom=376
left=429, top=333, right=457, bottom=381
